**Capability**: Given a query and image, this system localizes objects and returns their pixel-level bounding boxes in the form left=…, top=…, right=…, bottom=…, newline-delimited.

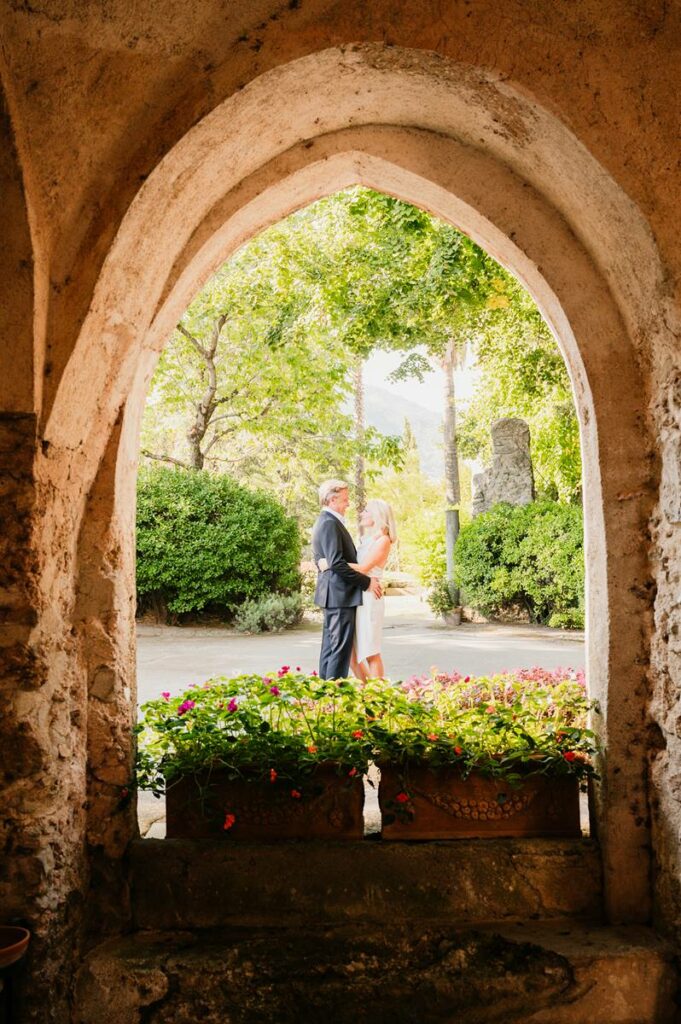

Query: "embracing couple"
left=312, top=478, right=397, bottom=681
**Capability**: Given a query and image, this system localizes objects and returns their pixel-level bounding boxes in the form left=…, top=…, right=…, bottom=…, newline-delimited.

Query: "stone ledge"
left=130, top=837, right=603, bottom=930
left=74, top=923, right=677, bottom=1024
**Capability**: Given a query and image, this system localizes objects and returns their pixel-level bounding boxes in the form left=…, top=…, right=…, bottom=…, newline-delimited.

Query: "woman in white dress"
left=348, top=499, right=397, bottom=681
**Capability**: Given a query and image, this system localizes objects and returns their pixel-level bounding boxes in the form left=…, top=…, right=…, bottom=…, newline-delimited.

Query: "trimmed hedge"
left=137, top=467, right=301, bottom=617
left=453, top=501, right=584, bottom=629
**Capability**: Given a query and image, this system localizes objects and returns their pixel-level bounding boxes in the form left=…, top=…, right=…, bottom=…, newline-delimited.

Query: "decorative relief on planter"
left=379, top=764, right=581, bottom=840
left=166, top=766, right=364, bottom=840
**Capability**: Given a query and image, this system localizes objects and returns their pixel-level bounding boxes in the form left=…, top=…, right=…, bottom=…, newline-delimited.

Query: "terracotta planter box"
left=165, top=765, right=364, bottom=840
left=379, top=764, right=581, bottom=840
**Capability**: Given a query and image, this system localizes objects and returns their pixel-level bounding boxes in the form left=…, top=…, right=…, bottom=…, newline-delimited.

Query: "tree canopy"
left=141, top=187, right=581, bottom=526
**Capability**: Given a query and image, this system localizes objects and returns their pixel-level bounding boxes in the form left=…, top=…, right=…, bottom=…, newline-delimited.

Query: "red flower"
left=223, top=812, right=236, bottom=831
left=269, top=768, right=277, bottom=783
left=307, top=745, right=318, bottom=754
left=351, top=730, right=364, bottom=739
left=485, top=705, right=496, bottom=714
left=563, top=751, right=577, bottom=762
left=427, top=733, right=439, bottom=742
left=454, top=746, right=463, bottom=756
left=291, top=789, right=302, bottom=799
left=348, top=767, right=358, bottom=777
left=396, top=792, right=410, bottom=804
left=464, top=676, right=471, bottom=683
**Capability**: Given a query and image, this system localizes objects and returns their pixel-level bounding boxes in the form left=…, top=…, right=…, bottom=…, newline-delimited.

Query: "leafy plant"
left=135, top=666, right=598, bottom=798
left=454, top=501, right=584, bottom=628
left=233, top=593, right=304, bottom=633
left=427, top=578, right=457, bottom=618
left=136, top=466, right=301, bottom=617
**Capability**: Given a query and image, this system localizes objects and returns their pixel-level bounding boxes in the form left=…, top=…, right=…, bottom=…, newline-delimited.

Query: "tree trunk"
left=353, top=359, right=365, bottom=534
left=442, top=338, right=461, bottom=606
left=180, top=314, right=227, bottom=470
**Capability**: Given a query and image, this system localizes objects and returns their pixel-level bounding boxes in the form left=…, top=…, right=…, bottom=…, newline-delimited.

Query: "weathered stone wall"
left=0, top=2, right=680, bottom=1018
left=648, top=351, right=681, bottom=942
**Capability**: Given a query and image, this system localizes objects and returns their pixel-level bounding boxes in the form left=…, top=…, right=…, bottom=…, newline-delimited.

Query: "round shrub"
left=137, top=467, right=301, bottom=617
left=453, top=501, right=584, bottom=628
left=233, top=593, right=304, bottom=633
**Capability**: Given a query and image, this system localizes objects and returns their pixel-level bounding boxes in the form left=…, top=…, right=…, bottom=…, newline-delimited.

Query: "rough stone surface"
left=471, top=418, right=534, bottom=516
left=130, top=837, right=603, bottom=930
left=1, top=1, right=681, bottom=1018
left=74, top=924, right=678, bottom=1024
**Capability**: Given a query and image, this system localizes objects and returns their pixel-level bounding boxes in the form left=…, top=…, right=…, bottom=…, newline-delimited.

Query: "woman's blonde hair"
left=365, top=499, right=397, bottom=543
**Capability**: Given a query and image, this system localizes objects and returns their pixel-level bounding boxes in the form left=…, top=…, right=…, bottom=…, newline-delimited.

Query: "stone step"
left=74, top=923, right=678, bottom=1024
left=130, top=837, right=603, bottom=929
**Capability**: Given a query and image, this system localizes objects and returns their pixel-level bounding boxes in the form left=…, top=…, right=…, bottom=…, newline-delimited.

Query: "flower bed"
left=136, top=666, right=597, bottom=840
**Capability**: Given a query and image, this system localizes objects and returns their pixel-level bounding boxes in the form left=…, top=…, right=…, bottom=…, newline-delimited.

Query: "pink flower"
left=177, top=699, right=195, bottom=716
left=262, top=677, right=272, bottom=685
left=395, top=792, right=410, bottom=804
left=485, top=705, right=496, bottom=714
left=278, top=665, right=291, bottom=677
left=269, top=685, right=281, bottom=696
left=291, top=789, right=302, bottom=799
left=427, top=733, right=439, bottom=742
left=161, top=691, right=171, bottom=701
left=464, top=676, right=471, bottom=683
left=223, top=812, right=236, bottom=831
left=348, top=767, right=358, bottom=777
left=227, top=698, right=238, bottom=713
left=311, top=670, right=318, bottom=677
left=296, top=666, right=302, bottom=672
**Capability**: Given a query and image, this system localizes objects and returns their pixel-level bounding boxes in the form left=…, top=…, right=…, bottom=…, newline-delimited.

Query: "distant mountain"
left=364, top=385, right=444, bottom=479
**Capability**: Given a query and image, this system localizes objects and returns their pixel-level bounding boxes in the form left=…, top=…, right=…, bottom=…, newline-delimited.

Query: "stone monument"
left=471, top=417, right=535, bottom=516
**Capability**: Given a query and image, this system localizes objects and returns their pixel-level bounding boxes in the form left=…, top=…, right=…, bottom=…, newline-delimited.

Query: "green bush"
left=454, top=501, right=584, bottom=628
left=233, top=593, right=304, bottom=633
left=137, top=467, right=301, bottom=617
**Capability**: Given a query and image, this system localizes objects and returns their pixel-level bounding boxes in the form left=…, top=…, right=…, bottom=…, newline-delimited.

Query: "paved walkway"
left=137, top=596, right=585, bottom=839
left=137, top=595, right=585, bottom=707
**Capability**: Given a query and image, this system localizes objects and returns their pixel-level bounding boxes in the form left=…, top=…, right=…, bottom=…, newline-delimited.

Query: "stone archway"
left=5, top=41, right=677, bottom=1018
left=52, top=46, right=665, bottom=927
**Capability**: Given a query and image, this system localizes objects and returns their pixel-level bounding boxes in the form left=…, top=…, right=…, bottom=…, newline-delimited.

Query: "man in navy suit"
left=312, top=479, right=383, bottom=679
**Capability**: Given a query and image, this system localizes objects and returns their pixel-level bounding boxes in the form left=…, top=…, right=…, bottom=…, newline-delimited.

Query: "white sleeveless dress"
left=355, top=535, right=386, bottom=665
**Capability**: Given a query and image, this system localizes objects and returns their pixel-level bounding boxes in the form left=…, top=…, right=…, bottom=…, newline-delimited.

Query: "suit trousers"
left=319, top=606, right=356, bottom=680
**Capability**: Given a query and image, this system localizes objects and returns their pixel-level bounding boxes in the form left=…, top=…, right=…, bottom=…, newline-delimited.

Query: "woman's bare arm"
left=318, top=536, right=391, bottom=575
left=351, top=536, right=391, bottom=574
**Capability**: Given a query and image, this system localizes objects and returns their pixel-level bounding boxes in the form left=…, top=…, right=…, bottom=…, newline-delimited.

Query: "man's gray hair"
left=318, top=479, right=349, bottom=507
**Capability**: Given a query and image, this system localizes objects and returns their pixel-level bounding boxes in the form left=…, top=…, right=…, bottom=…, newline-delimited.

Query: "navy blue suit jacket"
left=311, top=511, right=371, bottom=609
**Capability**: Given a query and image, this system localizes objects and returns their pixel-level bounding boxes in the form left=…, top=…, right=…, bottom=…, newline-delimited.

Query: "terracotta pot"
left=0, top=927, right=30, bottom=969
left=379, top=763, right=581, bottom=840
left=165, top=765, right=364, bottom=840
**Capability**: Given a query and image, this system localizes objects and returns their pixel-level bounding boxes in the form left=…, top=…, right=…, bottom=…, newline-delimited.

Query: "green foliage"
left=427, top=578, right=457, bottom=617
left=454, top=502, right=585, bottom=628
left=457, top=278, right=582, bottom=502
left=135, top=668, right=598, bottom=798
left=136, top=467, right=301, bottom=616
left=233, top=593, right=304, bottom=634
left=369, top=419, right=470, bottom=583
